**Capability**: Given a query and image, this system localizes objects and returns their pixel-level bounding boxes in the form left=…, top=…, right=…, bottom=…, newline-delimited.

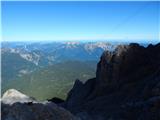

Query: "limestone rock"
left=1, top=89, right=36, bottom=105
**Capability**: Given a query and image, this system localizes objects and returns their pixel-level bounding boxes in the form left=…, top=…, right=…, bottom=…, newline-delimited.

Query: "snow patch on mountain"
left=84, top=42, right=115, bottom=52
left=62, top=42, right=80, bottom=49
left=20, top=53, right=40, bottom=65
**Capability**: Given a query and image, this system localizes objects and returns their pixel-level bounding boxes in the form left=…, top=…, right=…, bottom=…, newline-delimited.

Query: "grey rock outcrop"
left=1, top=89, right=36, bottom=104
left=1, top=89, right=80, bottom=120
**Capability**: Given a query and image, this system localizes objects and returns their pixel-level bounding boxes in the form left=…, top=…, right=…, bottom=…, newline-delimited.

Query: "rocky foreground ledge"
left=2, top=43, right=160, bottom=120
left=1, top=89, right=79, bottom=120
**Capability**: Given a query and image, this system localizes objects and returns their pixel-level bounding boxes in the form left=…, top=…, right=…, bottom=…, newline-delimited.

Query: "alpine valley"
left=2, top=41, right=119, bottom=100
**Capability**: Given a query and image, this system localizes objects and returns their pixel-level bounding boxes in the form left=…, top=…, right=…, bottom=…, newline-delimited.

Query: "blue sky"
left=1, top=1, right=160, bottom=42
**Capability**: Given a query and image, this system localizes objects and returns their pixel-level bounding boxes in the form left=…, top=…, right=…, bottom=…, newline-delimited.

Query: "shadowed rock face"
left=47, top=97, right=65, bottom=104
left=65, top=43, right=160, bottom=120
left=96, top=43, right=159, bottom=87
left=2, top=102, right=79, bottom=120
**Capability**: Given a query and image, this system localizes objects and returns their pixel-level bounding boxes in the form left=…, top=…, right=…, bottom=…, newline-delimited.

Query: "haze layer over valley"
left=2, top=41, right=120, bottom=100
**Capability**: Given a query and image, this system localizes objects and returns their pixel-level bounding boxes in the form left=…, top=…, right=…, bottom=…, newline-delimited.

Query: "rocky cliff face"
left=93, top=43, right=160, bottom=96
left=64, top=43, right=160, bottom=120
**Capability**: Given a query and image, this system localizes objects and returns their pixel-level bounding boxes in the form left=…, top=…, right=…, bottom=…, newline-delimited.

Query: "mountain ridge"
left=63, top=43, right=160, bottom=119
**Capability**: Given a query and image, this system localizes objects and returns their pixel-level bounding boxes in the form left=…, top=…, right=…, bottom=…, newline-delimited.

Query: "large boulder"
left=1, top=89, right=36, bottom=104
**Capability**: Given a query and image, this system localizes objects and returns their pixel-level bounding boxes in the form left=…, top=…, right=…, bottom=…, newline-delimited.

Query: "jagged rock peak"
left=100, top=43, right=142, bottom=59
left=96, top=43, right=160, bottom=90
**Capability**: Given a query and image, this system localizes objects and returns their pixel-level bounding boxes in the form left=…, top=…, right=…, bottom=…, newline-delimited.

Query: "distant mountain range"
left=2, top=41, right=119, bottom=100
left=2, top=41, right=117, bottom=65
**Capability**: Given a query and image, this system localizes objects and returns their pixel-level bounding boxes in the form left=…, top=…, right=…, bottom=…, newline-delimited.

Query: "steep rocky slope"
left=2, top=102, right=79, bottom=120
left=64, top=43, right=160, bottom=120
